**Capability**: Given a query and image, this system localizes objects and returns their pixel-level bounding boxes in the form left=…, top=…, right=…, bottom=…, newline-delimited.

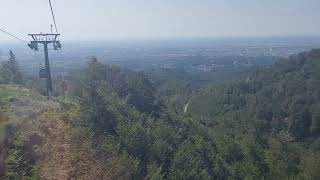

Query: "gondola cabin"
left=39, top=68, right=47, bottom=78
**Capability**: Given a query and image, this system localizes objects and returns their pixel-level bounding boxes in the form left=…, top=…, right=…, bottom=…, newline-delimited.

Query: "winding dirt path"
left=37, top=107, right=116, bottom=180
left=38, top=110, right=74, bottom=179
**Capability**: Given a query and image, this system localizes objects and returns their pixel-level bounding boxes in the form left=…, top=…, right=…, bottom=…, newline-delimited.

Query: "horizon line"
left=1, top=35, right=320, bottom=45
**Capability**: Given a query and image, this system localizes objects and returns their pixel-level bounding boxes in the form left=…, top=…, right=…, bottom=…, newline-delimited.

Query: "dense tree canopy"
left=2, top=49, right=320, bottom=179
left=66, top=50, right=320, bottom=179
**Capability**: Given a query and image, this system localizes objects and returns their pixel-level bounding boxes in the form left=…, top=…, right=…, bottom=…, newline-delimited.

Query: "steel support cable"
left=49, top=0, right=59, bottom=33
left=0, top=27, right=27, bottom=43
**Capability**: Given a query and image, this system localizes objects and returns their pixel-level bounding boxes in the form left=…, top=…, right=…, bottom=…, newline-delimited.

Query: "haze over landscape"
left=1, top=1, right=320, bottom=180
left=1, top=0, right=320, bottom=41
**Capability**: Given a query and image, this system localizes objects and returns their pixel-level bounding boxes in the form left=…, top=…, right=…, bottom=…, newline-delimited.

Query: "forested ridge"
left=1, top=49, right=320, bottom=179
left=190, top=49, right=320, bottom=140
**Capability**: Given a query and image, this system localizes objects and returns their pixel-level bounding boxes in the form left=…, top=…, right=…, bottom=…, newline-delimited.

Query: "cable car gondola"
left=39, top=68, right=47, bottom=78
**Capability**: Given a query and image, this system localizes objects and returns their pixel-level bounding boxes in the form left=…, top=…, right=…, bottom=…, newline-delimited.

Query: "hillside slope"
left=186, top=49, right=320, bottom=179
left=0, top=85, right=127, bottom=179
left=189, top=49, right=320, bottom=140
left=1, top=49, right=320, bottom=179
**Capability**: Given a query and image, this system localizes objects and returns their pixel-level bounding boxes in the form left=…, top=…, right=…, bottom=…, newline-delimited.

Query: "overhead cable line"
left=0, top=27, right=27, bottom=43
left=48, top=0, right=59, bottom=33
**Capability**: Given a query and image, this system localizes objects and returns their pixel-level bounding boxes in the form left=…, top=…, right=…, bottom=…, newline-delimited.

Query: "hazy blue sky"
left=0, top=0, right=319, bottom=41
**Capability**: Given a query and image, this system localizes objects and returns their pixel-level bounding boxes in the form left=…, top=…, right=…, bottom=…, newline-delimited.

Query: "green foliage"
left=0, top=51, right=23, bottom=85
left=68, top=49, right=320, bottom=179
left=311, top=109, right=320, bottom=137
left=116, top=152, right=140, bottom=179
left=168, top=137, right=212, bottom=180
left=147, top=162, right=165, bottom=180
left=4, top=136, right=36, bottom=179
left=75, top=57, right=160, bottom=114
left=26, top=166, right=41, bottom=180
left=190, top=49, right=320, bottom=141
left=117, top=120, right=149, bottom=159
left=290, top=109, right=312, bottom=139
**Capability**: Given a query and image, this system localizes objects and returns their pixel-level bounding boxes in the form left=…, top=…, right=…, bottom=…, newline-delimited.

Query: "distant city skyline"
left=0, top=0, right=320, bottom=42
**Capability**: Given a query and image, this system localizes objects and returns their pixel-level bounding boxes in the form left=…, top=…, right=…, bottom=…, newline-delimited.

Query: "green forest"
left=1, top=49, right=320, bottom=179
